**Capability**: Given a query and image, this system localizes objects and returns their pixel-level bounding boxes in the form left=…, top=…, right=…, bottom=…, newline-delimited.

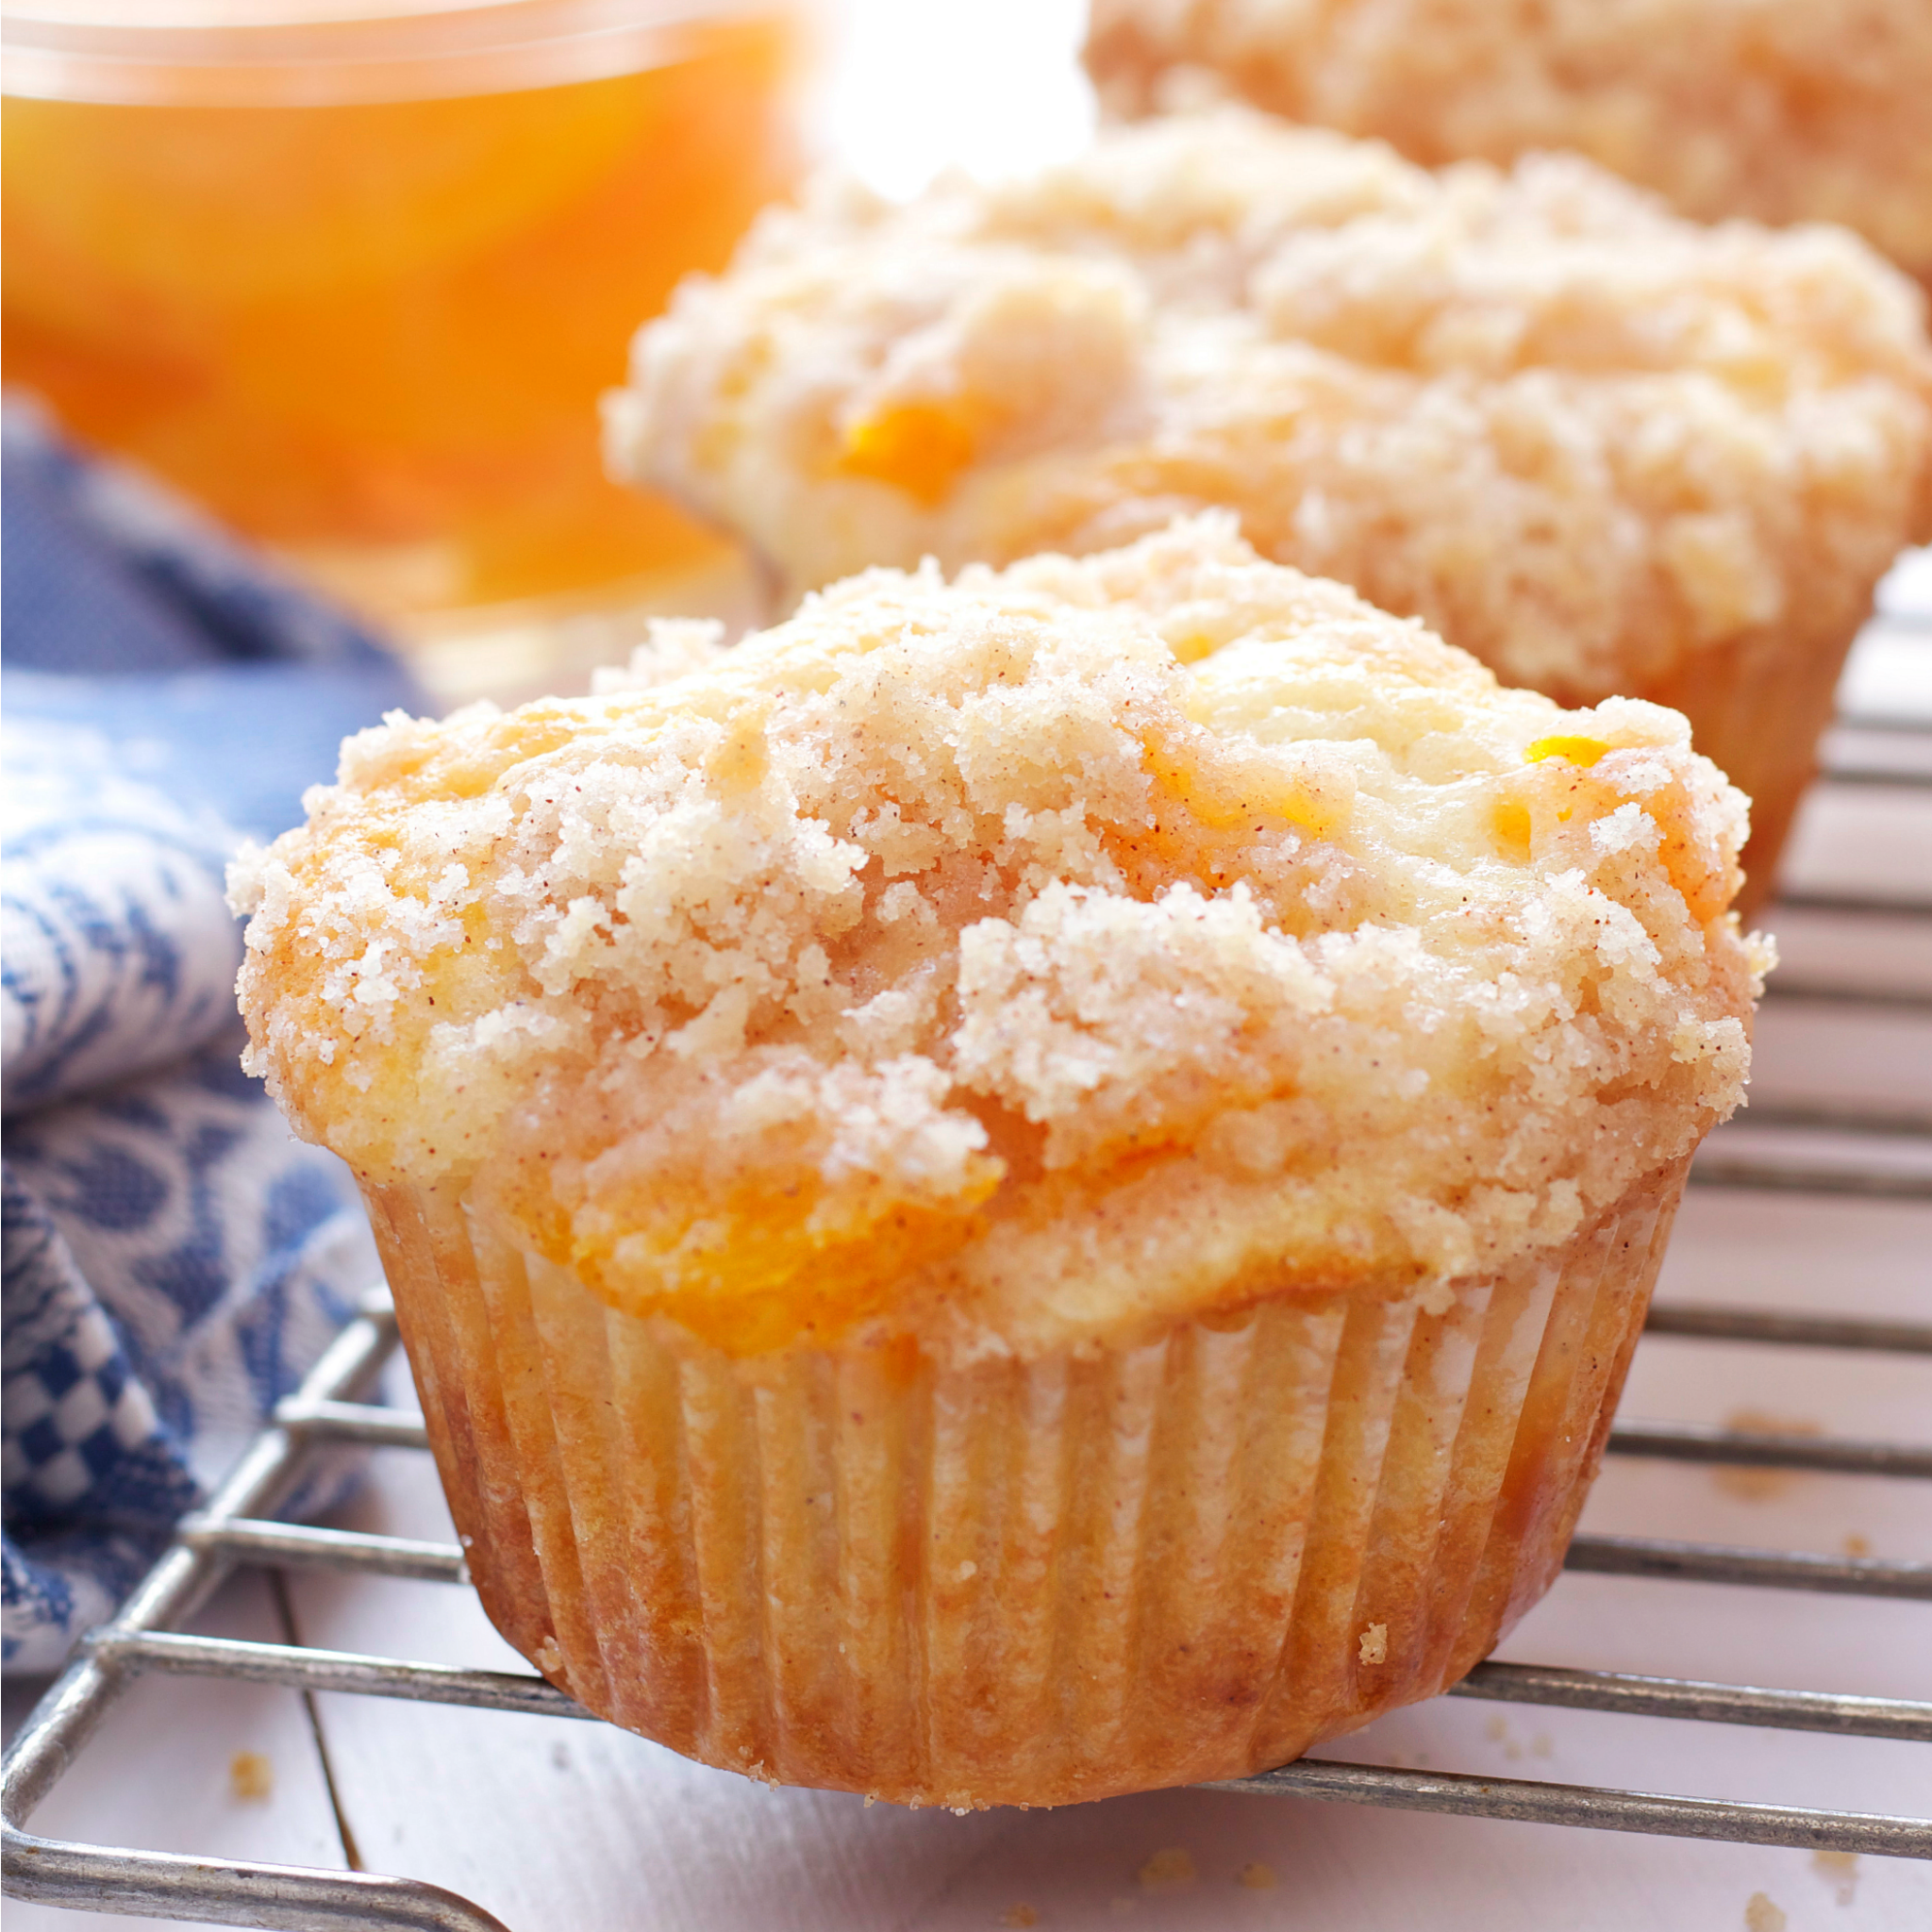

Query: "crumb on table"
left=1812, top=1849, right=1860, bottom=1905
left=1138, top=1846, right=1197, bottom=1890
left=228, top=1751, right=273, bottom=1804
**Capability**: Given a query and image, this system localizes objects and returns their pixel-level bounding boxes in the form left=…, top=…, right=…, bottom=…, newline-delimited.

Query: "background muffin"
left=1085, top=0, right=1932, bottom=288
left=234, top=520, right=1763, bottom=1806
left=608, top=110, right=1932, bottom=908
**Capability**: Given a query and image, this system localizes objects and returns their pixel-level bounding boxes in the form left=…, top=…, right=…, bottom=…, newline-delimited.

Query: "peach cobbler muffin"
left=233, top=520, right=1764, bottom=1807
left=1085, top=0, right=1932, bottom=288
left=609, top=108, right=1932, bottom=908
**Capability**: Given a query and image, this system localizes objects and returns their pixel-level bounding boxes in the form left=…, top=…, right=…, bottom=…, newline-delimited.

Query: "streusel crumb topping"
left=609, top=108, right=1932, bottom=701
left=1086, top=0, right=1932, bottom=287
left=233, top=520, right=1763, bottom=1356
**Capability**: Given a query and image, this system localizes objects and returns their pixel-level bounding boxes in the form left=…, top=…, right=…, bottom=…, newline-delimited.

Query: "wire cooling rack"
left=6, top=633, right=1931, bottom=1931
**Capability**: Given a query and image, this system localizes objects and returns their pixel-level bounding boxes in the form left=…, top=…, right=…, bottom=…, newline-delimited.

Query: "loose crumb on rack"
left=1812, top=1849, right=1860, bottom=1906
left=1237, top=1861, right=1277, bottom=1890
left=1714, top=1409, right=1822, bottom=1501
left=1744, top=1892, right=1788, bottom=1932
left=228, top=1751, right=274, bottom=1803
left=1843, top=1532, right=1873, bottom=1558
left=1138, top=1847, right=1198, bottom=1890
left=999, top=1907, right=1040, bottom=1928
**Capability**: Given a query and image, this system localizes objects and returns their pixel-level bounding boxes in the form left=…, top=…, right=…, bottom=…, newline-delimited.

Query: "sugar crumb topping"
left=234, top=520, right=1760, bottom=1357
left=610, top=107, right=1932, bottom=701
left=1085, top=0, right=1932, bottom=285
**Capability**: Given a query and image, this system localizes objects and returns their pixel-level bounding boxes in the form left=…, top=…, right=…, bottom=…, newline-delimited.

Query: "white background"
left=821, top=0, right=1096, bottom=200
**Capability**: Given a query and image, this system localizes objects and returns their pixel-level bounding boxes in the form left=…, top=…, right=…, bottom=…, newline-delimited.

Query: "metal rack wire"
left=5, top=639, right=1930, bottom=1928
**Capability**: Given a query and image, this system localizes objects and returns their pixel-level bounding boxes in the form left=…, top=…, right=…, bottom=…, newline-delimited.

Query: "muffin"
left=232, top=519, right=1764, bottom=1807
left=1084, top=0, right=1932, bottom=289
left=607, top=108, right=1932, bottom=910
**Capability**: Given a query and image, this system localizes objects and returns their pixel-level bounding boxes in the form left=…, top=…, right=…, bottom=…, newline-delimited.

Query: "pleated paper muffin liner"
left=1643, top=610, right=1866, bottom=921
left=362, top=1157, right=1690, bottom=1808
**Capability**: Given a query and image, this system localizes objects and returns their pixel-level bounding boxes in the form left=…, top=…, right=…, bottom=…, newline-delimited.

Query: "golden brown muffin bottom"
left=366, top=1158, right=1688, bottom=1809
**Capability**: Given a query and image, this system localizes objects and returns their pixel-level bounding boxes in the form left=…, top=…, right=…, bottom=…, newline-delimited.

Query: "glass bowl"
left=3, top=0, right=816, bottom=626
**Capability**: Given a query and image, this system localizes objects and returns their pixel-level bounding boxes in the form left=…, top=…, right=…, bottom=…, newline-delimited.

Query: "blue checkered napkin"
left=2, top=407, right=422, bottom=1673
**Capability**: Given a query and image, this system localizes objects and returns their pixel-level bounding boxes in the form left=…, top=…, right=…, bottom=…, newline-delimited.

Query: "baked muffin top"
left=609, top=108, right=1932, bottom=702
left=233, top=521, right=1763, bottom=1357
left=1086, top=0, right=1932, bottom=286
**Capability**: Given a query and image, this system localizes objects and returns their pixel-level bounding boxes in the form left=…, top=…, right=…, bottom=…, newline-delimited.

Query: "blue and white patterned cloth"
left=2, top=406, right=423, bottom=1672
